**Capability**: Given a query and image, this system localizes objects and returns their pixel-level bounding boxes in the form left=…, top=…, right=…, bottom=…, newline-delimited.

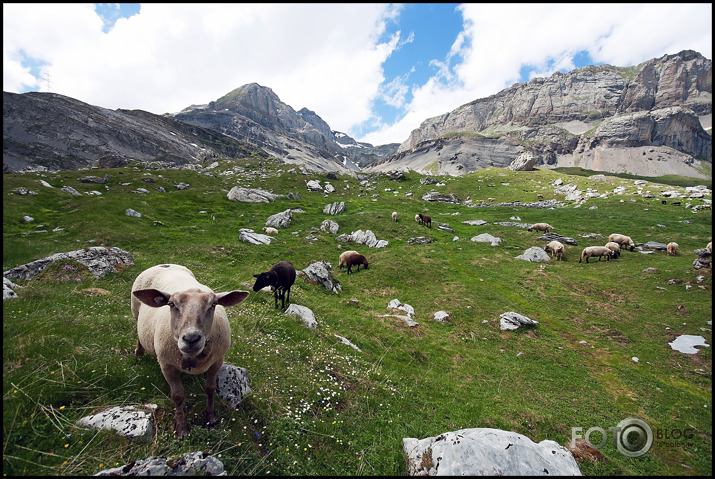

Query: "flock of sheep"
left=129, top=204, right=711, bottom=437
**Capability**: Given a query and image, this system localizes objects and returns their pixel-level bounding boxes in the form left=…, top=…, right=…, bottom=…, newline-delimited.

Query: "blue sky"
left=3, top=3, right=712, bottom=146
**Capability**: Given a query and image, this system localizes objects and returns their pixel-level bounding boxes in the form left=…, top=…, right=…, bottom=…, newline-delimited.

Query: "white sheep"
left=543, top=240, right=565, bottom=261
left=608, top=233, right=635, bottom=252
left=666, top=242, right=679, bottom=256
left=131, top=264, right=249, bottom=438
left=262, top=227, right=278, bottom=235
left=706, top=241, right=712, bottom=253
left=415, top=214, right=421, bottom=224
left=338, top=250, right=360, bottom=270
left=527, top=223, right=554, bottom=233
left=392, top=211, right=397, bottom=222
left=579, top=246, right=613, bottom=263
left=604, top=241, right=621, bottom=259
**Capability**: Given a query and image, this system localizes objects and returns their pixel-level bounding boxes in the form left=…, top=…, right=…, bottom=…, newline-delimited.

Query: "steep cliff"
left=366, top=50, right=711, bottom=178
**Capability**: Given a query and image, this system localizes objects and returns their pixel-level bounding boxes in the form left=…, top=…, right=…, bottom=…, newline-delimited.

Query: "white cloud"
left=3, top=4, right=399, bottom=131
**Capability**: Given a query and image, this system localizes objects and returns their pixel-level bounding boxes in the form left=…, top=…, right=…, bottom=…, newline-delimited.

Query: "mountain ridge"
left=3, top=50, right=712, bottom=179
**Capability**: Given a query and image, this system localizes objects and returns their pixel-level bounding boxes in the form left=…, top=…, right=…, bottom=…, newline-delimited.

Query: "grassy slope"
left=3, top=160, right=712, bottom=476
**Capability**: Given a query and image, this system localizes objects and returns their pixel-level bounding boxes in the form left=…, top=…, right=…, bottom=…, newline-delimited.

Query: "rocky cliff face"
left=2, top=91, right=270, bottom=173
left=366, top=50, right=711, bottom=178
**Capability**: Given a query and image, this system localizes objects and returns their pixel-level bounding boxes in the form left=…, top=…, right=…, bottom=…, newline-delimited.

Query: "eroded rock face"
left=366, top=50, right=711, bottom=177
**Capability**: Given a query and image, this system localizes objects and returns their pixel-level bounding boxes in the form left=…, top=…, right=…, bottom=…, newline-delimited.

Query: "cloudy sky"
left=3, top=3, right=712, bottom=146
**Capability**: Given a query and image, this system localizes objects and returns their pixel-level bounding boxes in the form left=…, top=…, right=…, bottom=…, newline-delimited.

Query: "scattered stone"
left=515, top=246, right=552, bottom=263
left=216, top=363, right=252, bottom=409
left=499, top=311, right=539, bottom=331
left=76, top=404, right=156, bottom=442
left=3, top=246, right=134, bottom=281
left=471, top=233, right=501, bottom=246
left=227, top=186, right=277, bottom=203
left=284, top=304, right=318, bottom=329
left=96, top=451, right=225, bottom=476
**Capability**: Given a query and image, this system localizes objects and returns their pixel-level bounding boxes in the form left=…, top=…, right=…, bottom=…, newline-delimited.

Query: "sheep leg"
left=161, top=363, right=189, bottom=438
left=203, top=361, right=221, bottom=428
left=135, top=339, right=145, bottom=358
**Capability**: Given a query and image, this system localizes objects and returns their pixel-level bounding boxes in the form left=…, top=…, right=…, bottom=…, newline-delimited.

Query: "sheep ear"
left=217, top=290, right=249, bottom=307
left=253, top=274, right=259, bottom=278
left=134, top=289, right=170, bottom=307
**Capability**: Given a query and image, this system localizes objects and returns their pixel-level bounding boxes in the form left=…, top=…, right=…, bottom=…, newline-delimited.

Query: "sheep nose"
left=182, top=332, right=203, bottom=346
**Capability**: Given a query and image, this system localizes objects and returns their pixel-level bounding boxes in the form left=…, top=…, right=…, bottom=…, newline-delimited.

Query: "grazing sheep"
left=338, top=250, right=360, bottom=270
left=604, top=241, right=621, bottom=259
left=706, top=241, right=712, bottom=253
left=608, top=233, right=635, bottom=252
left=418, top=213, right=432, bottom=227
left=262, top=227, right=278, bottom=235
left=392, top=211, right=398, bottom=222
left=345, top=253, right=369, bottom=274
left=667, top=242, right=679, bottom=256
left=415, top=214, right=421, bottom=224
left=252, top=260, right=297, bottom=310
left=543, top=240, right=565, bottom=261
left=131, top=264, right=249, bottom=438
left=579, top=246, right=613, bottom=263
left=527, top=223, right=554, bottom=233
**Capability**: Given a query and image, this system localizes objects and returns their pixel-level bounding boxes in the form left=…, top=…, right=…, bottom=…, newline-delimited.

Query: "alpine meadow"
left=2, top=157, right=712, bottom=476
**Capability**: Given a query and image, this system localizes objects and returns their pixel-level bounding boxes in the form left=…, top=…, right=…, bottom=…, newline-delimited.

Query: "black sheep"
left=418, top=213, right=432, bottom=227
left=252, top=261, right=296, bottom=309
left=345, top=253, right=369, bottom=274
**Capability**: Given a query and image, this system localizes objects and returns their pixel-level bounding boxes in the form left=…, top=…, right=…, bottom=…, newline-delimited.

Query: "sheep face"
left=133, top=289, right=248, bottom=369
left=252, top=271, right=275, bottom=292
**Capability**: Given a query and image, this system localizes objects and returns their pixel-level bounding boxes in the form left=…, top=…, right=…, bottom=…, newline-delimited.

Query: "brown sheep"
left=338, top=250, right=360, bottom=270
left=345, top=253, right=369, bottom=274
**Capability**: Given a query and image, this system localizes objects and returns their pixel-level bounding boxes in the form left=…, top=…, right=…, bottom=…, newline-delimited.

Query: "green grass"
left=3, top=160, right=712, bottom=476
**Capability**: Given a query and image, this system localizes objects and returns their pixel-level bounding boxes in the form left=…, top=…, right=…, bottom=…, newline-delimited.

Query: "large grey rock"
left=284, top=304, right=318, bottom=329
left=422, top=190, right=461, bottom=203
left=3, top=246, right=134, bottom=281
left=216, top=363, right=251, bottom=409
left=227, top=186, right=277, bottom=203
left=515, top=246, right=552, bottom=262
left=471, top=233, right=501, bottom=246
left=387, top=299, right=415, bottom=318
left=95, top=451, right=225, bottom=476
left=340, top=229, right=389, bottom=248
left=323, top=201, right=346, bottom=215
left=500, top=312, right=539, bottom=331
left=508, top=151, right=537, bottom=171
left=265, top=209, right=293, bottom=228
left=320, top=219, right=339, bottom=234
left=403, top=427, right=581, bottom=476
left=3, top=277, right=21, bottom=300
left=300, top=261, right=342, bottom=293
left=76, top=404, right=156, bottom=442
left=238, top=229, right=272, bottom=245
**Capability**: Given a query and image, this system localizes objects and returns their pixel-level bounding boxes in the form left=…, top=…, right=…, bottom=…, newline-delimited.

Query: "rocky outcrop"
left=2, top=91, right=269, bottom=173
left=366, top=50, right=711, bottom=178
left=173, top=83, right=369, bottom=173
